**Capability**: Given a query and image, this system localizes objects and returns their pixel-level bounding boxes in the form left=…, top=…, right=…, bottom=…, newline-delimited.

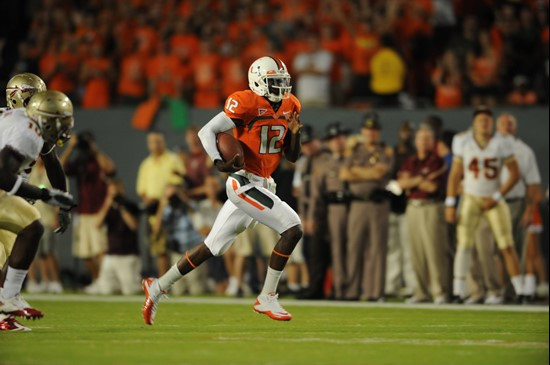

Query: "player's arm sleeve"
left=451, top=134, right=464, bottom=161
left=0, top=146, right=47, bottom=201
left=500, top=136, right=515, bottom=161
left=41, top=149, right=68, bottom=192
left=198, top=111, right=237, bottom=163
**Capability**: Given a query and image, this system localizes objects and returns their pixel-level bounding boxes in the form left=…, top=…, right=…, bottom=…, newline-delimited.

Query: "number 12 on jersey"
left=259, top=125, right=285, bottom=154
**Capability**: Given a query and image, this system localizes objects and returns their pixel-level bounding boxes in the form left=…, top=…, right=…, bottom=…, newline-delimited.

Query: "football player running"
left=142, top=56, right=303, bottom=324
left=0, top=89, right=76, bottom=331
left=445, top=106, right=523, bottom=302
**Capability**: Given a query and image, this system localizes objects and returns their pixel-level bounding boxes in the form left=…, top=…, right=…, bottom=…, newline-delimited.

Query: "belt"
left=505, top=197, right=524, bottom=203
left=324, top=191, right=351, bottom=204
left=408, top=199, right=439, bottom=207
left=230, top=171, right=273, bottom=195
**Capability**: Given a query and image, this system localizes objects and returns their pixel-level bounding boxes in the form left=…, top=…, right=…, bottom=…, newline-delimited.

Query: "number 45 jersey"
left=224, top=90, right=301, bottom=178
left=452, top=130, right=515, bottom=197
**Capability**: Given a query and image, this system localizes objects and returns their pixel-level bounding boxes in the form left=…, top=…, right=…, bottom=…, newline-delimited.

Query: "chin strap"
left=7, top=175, right=24, bottom=196
left=40, top=143, right=56, bottom=155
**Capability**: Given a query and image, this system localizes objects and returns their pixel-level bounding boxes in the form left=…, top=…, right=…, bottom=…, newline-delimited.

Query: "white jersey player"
left=0, top=72, right=47, bottom=331
left=0, top=91, right=75, bottom=331
left=445, top=106, right=524, bottom=302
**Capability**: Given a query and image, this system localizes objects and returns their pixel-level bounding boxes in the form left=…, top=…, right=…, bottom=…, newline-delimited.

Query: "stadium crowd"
left=3, top=0, right=549, bottom=109
left=25, top=108, right=549, bottom=305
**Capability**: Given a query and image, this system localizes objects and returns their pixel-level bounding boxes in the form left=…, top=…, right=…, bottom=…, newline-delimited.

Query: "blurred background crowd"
left=1, top=0, right=549, bottom=110
left=23, top=110, right=549, bottom=305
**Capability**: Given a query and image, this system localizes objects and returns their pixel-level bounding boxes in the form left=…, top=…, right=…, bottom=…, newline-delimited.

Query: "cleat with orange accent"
left=253, top=293, right=292, bottom=321
left=0, top=294, right=43, bottom=320
left=142, top=278, right=167, bottom=325
left=0, top=316, right=31, bottom=331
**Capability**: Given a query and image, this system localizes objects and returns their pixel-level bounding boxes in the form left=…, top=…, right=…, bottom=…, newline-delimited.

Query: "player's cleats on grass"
left=0, top=316, right=31, bottom=331
left=253, top=293, right=292, bottom=321
left=0, top=294, right=44, bottom=320
left=484, top=295, right=504, bottom=305
left=142, top=278, right=167, bottom=325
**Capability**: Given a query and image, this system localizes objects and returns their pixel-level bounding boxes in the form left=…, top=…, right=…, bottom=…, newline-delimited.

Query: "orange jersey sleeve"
left=223, top=90, right=255, bottom=124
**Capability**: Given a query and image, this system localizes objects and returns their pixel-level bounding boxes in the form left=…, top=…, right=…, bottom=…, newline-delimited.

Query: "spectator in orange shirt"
left=221, top=45, right=248, bottom=99
left=81, top=43, right=114, bottom=109
left=39, top=39, right=78, bottom=97
left=192, top=39, right=221, bottom=108
left=170, top=20, right=200, bottom=64
left=228, top=8, right=254, bottom=42
left=506, top=75, right=538, bottom=106
left=135, top=14, right=159, bottom=56
left=467, top=31, right=500, bottom=106
left=118, top=42, right=148, bottom=104
left=242, top=28, right=270, bottom=67
left=350, top=18, right=380, bottom=99
left=147, top=39, right=184, bottom=99
left=431, top=50, right=463, bottom=108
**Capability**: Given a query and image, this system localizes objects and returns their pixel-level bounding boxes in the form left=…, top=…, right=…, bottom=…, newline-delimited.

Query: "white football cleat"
left=0, top=294, right=44, bottom=319
left=47, top=281, right=64, bottom=294
left=484, top=294, right=504, bottom=305
left=142, top=278, right=167, bottom=325
left=0, top=316, right=31, bottom=331
left=253, top=293, right=292, bottom=321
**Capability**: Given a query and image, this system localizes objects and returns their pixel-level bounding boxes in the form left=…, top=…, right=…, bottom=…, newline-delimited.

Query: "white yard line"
left=23, top=294, right=549, bottom=313
left=215, top=336, right=548, bottom=348
left=214, top=336, right=548, bottom=348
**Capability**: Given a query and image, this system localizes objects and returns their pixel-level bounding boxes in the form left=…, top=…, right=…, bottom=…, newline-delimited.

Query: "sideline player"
left=142, top=56, right=303, bottom=324
left=0, top=90, right=76, bottom=331
left=1, top=73, right=49, bottom=331
left=445, top=106, right=523, bottom=301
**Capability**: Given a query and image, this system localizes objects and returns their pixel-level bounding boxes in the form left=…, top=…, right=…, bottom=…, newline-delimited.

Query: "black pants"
left=303, top=232, right=331, bottom=298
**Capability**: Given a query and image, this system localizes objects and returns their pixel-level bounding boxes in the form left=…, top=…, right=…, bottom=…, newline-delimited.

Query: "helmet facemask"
left=38, top=115, right=74, bottom=146
left=264, top=74, right=292, bottom=102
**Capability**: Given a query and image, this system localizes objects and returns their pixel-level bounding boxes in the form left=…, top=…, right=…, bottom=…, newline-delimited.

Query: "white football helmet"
left=248, top=56, right=292, bottom=103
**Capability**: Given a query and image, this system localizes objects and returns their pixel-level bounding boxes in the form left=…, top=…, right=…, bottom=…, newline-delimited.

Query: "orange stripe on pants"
left=232, top=180, right=265, bottom=211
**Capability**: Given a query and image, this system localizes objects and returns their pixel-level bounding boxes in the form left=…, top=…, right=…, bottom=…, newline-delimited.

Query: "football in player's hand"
left=216, top=132, right=244, bottom=166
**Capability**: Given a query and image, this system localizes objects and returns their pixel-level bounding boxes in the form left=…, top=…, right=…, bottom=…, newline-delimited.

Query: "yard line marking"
left=214, top=336, right=549, bottom=349
left=22, top=294, right=549, bottom=313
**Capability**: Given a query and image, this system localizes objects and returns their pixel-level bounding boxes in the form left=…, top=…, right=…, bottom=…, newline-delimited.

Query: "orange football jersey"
left=224, top=90, right=301, bottom=178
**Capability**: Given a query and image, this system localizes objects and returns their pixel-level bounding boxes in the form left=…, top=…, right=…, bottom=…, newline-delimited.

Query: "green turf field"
left=0, top=296, right=548, bottom=365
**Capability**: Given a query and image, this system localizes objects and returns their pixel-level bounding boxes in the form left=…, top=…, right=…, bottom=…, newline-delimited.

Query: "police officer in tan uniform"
left=341, top=114, right=394, bottom=301
left=293, top=125, right=331, bottom=299
left=310, top=122, right=351, bottom=299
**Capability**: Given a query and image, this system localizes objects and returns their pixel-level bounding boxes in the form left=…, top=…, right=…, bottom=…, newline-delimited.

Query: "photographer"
left=152, top=185, right=206, bottom=295
left=60, top=131, right=116, bottom=292
left=94, top=179, right=141, bottom=295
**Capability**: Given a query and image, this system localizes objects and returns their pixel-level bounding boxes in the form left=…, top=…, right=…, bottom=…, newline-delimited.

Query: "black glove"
left=54, top=209, right=71, bottom=234
left=214, top=155, right=244, bottom=173
left=41, top=188, right=76, bottom=211
left=369, top=188, right=391, bottom=203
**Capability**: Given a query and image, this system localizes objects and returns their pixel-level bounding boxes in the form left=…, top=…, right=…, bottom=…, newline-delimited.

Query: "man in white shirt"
left=292, top=36, right=333, bottom=107
left=497, top=113, right=546, bottom=299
